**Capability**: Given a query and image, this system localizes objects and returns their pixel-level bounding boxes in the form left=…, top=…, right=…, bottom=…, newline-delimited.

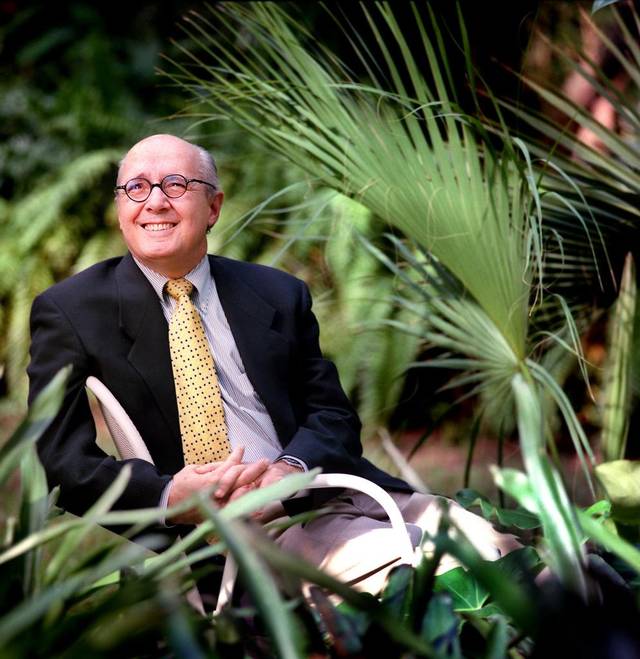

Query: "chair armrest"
left=215, top=472, right=415, bottom=613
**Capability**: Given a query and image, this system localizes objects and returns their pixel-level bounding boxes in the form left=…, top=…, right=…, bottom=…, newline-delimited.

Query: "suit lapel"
left=115, top=254, right=181, bottom=443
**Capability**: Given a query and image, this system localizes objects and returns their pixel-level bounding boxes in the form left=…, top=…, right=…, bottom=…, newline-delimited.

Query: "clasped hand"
left=167, top=447, right=302, bottom=525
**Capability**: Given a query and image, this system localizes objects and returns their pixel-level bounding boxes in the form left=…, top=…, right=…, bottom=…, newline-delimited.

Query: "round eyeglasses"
left=115, top=174, right=216, bottom=202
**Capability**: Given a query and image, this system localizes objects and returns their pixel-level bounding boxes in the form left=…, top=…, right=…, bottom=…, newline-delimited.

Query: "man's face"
left=116, top=135, right=223, bottom=278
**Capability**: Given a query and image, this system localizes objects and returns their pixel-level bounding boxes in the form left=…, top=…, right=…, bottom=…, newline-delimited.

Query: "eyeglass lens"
left=124, top=175, right=188, bottom=201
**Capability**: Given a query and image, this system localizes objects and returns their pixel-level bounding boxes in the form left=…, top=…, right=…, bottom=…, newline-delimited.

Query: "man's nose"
left=145, top=184, right=170, bottom=210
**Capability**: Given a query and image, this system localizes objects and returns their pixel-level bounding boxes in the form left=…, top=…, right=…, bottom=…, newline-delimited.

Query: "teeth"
left=143, top=223, right=174, bottom=232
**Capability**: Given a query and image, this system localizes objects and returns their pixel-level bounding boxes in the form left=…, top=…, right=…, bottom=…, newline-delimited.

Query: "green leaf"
left=473, top=603, right=506, bottom=619
left=601, top=254, right=636, bottom=462
left=169, top=1, right=534, bottom=361
left=434, top=567, right=489, bottom=612
left=491, top=467, right=539, bottom=514
left=455, top=489, right=486, bottom=510
left=583, top=499, right=611, bottom=518
left=420, top=593, right=462, bottom=659
left=17, top=445, right=50, bottom=596
left=199, top=502, right=305, bottom=659
left=493, top=547, right=542, bottom=581
left=310, top=588, right=366, bottom=656
left=0, top=541, right=152, bottom=646
left=595, top=460, right=640, bottom=524
left=482, top=616, right=509, bottom=659
left=44, top=464, right=134, bottom=584
left=0, top=366, right=69, bottom=486
left=455, top=489, right=494, bottom=520
left=455, top=488, right=540, bottom=529
left=578, top=509, right=640, bottom=574
left=510, top=374, right=587, bottom=597
left=494, top=507, right=540, bottom=529
left=248, top=532, right=433, bottom=655
left=433, top=525, right=536, bottom=635
left=380, top=563, right=414, bottom=621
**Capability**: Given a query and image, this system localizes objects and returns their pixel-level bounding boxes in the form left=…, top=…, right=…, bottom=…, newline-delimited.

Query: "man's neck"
left=133, top=254, right=208, bottom=280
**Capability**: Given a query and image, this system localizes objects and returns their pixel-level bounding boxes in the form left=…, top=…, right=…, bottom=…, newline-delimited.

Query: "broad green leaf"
left=473, top=603, right=506, bottom=619
left=595, top=460, right=640, bottom=524
left=455, top=489, right=494, bottom=520
left=455, top=489, right=487, bottom=510
left=434, top=567, right=489, bottom=612
left=433, top=529, right=535, bottom=635
left=420, top=593, right=462, bottom=659
left=455, top=488, right=540, bottom=529
left=168, top=1, right=534, bottom=361
left=380, top=563, right=414, bottom=622
left=494, top=507, right=540, bottom=530
left=492, top=547, right=542, bottom=581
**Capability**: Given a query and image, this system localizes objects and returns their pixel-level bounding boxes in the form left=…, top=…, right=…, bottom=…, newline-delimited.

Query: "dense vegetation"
left=2, top=1, right=640, bottom=657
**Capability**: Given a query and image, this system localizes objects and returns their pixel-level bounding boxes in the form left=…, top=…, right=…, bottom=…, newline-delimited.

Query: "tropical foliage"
left=4, top=0, right=640, bottom=656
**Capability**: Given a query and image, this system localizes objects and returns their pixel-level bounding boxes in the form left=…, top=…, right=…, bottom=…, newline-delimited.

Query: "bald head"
left=118, top=134, right=220, bottom=194
left=115, top=133, right=224, bottom=278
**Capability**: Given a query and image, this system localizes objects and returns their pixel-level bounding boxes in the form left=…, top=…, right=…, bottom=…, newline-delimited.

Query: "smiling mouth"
left=142, top=223, right=175, bottom=232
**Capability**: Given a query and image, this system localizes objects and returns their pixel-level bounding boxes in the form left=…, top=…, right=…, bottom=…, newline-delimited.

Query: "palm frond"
left=165, top=2, right=534, bottom=358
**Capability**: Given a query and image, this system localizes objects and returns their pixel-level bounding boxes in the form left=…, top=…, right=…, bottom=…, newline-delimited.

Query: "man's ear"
left=208, top=190, right=224, bottom=230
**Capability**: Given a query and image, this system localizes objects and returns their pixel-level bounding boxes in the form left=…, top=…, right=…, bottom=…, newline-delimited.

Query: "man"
left=28, top=134, right=515, bottom=594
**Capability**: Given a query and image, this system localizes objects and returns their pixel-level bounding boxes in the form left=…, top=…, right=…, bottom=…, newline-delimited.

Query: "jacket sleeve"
left=277, top=281, right=364, bottom=473
left=27, top=292, right=172, bottom=517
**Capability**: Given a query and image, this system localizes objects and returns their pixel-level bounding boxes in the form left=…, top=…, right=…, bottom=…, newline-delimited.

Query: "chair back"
left=86, top=376, right=154, bottom=463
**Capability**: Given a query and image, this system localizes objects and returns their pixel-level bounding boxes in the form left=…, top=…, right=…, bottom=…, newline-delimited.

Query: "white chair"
left=86, top=376, right=416, bottom=614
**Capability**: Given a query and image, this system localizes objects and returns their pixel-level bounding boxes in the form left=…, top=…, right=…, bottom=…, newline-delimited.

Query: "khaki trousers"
left=263, top=490, right=520, bottom=595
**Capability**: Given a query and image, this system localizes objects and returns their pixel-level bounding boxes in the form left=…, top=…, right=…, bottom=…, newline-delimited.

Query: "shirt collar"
left=132, top=254, right=212, bottom=311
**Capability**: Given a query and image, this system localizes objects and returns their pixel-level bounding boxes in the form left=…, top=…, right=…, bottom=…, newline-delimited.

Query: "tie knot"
left=166, top=278, right=194, bottom=301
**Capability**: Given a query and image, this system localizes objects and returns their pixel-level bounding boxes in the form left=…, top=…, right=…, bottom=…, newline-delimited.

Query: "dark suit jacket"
left=27, top=253, right=410, bottom=517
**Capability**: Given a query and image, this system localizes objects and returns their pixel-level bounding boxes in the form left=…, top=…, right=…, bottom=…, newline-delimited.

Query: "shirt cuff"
left=276, top=455, right=308, bottom=472
left=159, top=479, right=174, bottom=527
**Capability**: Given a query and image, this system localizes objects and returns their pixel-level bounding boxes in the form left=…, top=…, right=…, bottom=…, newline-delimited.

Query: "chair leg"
left=215, top=556, right=238, bottom=614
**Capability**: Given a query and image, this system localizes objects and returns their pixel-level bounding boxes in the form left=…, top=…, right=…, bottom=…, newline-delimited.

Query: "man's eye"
left=126, top=181, right=145, bottom=191
left=166, top=180, right=186, bottom=190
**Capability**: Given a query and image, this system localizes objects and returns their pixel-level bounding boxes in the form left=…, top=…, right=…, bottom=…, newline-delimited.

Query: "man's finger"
left=233, top=459, right=269, bottom=487
left=228, top=484, right=255, bottom=502
left=213, top=459, right=269, bottom=498
left=195, top=447, right=245, bottom=480
left=193, top=447, right=244, bottom=474
left=193, top=462, right=221, bottom=474
left=212, top=463, right=248, bottom=498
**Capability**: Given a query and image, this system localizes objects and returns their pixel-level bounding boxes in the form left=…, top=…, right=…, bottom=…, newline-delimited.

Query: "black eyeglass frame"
left=114, top=174, right=217, bottom=202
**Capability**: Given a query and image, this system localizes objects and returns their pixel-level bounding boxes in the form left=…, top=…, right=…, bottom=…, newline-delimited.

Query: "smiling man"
left=28, top=134, right=517, bottom=598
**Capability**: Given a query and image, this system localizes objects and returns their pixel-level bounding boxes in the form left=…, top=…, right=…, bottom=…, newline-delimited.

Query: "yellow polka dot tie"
left=166, top=278, right=231, bottom=464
